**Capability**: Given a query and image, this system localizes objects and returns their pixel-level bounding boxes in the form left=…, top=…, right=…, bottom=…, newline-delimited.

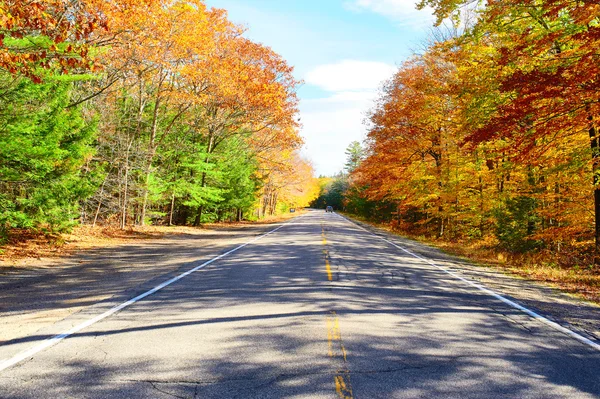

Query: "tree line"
left=0, top=0, right=318, bottom=242
left=314, top=0, right=600, bottom=266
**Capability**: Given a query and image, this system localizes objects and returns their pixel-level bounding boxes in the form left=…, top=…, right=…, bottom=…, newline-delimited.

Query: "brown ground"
left=0, top=210, right=305, bottom=269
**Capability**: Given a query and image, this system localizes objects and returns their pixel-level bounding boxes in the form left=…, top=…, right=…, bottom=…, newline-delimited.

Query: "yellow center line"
left=327, top=311, right=353, bottom=399
left=335, top=374, right=353, bottom=399
left=325, top=259, right=332, bottom=281
left=321, top=224, right=352, bottom=398
left=327, top=316, right=334, bottom=357
left=322, top=224, right=332, bottom=281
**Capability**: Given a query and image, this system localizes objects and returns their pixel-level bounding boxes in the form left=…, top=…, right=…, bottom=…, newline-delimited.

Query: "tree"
left=420, top=0, right=600, bottom=260
left=0, top=72, right=96, bottom=239
left=344, top=141, right=365, bottom=174
left=1, top=0, right=313, bottom=241
left=0, top=0, right=108, bottom=81
left=355, top=49, right=466, bottom=237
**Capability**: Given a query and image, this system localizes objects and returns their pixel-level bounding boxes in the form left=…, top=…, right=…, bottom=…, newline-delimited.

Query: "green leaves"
left=0, top=73, right=97, bottom=235
left=344, top=141, right=365, bottom=174
left=494, top=196, right=543, bottom=252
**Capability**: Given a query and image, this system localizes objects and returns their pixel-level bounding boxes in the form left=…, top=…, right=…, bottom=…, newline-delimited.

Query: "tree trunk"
left=194, top=132, right=215, bottom=226
left=434, top=153, right=444, bottom=238
left=140, top=168, right=151, bottom=226
left=194, top=206, right=203, bottom=226
left=179, top=206, right=189, bottom=225
left=121, top=151, right=129, bottom=230
left=93, top=199, right=103, bottom=228
left=589, top=117, right=600, bottom=263
left=92, top=175, right=109, bottom=228
left=140, top=71, right=165, bottom=226
left=262, top=197, right=268, bottom=217
left=169, top=193, right=175, bottom=226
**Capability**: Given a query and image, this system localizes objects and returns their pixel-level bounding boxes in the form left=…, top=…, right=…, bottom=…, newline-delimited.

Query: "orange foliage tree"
left=347, top=0, right=600, bottom=264
left=0, top=0, right=108, bottom=80
left=1, top=0, right=312, bottom=235
left=83, top=0, right=305, bottom=226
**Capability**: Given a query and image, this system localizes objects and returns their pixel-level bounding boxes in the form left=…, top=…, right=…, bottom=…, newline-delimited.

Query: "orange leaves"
left=202, top=34, right=300, bottom=128
left=356, top=53, right=453, bottom=208
left=458, top=0, right=600, bottom=156
left=259, top=151, right=317, bottom=212
left=92, top=0, right=302, bottom=209
left=0, top=0, right=111, bottom=78
left=353, top=0, right=600, bottom=247
left=3, top=0, right=304, bottom=223
left=101, top=0, right=299, bottom=135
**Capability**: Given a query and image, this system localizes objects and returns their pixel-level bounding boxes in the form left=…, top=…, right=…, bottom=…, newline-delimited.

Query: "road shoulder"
left=0, top=220, right=289, bottom=350
left=340, top=213, right=600, bottom=344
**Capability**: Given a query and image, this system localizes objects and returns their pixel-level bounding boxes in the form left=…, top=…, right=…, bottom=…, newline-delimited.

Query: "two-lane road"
left=1, top=210, right=599, bottom=398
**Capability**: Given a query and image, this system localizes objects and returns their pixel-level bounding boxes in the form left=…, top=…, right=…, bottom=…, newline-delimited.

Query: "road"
left=1, top=210, right=599, bottom=398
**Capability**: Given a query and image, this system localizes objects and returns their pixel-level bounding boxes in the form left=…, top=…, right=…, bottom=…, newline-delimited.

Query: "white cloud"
left=345, top=0, right=435, bottom=27
left=300, top=94, right=373, bottom=176
left=301, top=60, right=397, bottom=175
left=305, top=60, right=396, bottom=92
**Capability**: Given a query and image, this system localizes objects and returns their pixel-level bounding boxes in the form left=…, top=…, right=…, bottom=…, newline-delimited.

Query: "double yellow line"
left=322, top=223, right=353, bottom=399
left=328, top=311, right=353, bottom=399
left=322, top=225, right=333, bottom=281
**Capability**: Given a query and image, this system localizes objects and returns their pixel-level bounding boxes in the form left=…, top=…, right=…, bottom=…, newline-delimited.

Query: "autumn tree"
left=423, top=0, right=600, bottom=256
left=0, top=0, right=108, bottom=81
left=333, top=1, right=599, bottom=268
left=1, top=0, right=312, bottom=242
left=354, top=48, right=471, bottom=237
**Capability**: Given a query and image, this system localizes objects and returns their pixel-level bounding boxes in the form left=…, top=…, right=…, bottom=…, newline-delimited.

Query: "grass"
left=342, top=212, right=600, bottom=305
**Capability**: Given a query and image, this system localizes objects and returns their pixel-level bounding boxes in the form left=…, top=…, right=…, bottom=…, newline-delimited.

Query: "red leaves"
left=0, top=0, right=113, bottom=80
left=454, top=0, right=600, bottom=163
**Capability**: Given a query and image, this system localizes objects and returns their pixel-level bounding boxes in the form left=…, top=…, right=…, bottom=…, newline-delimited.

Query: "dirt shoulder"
left=0, top=210, right=305, bottom=269
left=341, top=213, right=600, bottom=343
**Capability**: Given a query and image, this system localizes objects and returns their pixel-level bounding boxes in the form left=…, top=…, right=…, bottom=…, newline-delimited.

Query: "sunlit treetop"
left=0, top=0, right=112, bottom=80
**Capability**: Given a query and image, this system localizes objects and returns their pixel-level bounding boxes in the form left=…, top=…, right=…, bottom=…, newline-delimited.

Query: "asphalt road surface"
left=1, top=210, right=599, bottom=398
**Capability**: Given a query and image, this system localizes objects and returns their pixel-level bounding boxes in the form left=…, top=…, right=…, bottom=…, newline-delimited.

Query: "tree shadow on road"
left=2, top=214, right=600, bottom=398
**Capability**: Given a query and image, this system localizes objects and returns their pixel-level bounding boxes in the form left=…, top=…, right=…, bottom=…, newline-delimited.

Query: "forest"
left=0, top=0, right=319, bottom=244
left=3, top=0, right=600, bottom=296
left=313, top=0, right=600, bottom=282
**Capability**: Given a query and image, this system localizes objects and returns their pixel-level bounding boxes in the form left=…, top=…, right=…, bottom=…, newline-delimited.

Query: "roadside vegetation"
left=312, top=1, right=600, bottom=302
left=0, top=0, right=319, bottom=254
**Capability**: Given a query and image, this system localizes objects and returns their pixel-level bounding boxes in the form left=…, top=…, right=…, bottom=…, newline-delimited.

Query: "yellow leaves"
left=260, top=152, right=318, bottom=210
left=104, top=1, right=302, bottom=195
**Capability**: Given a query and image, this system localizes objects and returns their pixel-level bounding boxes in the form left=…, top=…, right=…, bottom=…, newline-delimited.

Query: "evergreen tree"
left=0, top=73, right=97, bottom=239
left=344, top=141, right=365, bottom=174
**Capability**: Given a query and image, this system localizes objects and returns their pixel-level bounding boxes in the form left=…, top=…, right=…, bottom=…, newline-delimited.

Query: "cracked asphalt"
left=1, top=210, right=599, bottom=398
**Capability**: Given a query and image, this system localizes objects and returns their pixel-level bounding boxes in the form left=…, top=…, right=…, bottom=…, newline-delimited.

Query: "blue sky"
left=205, top=0, right=436, bottom=176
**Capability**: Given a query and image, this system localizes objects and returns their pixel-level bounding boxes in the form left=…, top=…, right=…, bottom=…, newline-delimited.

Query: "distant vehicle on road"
left=325, top=206, right=333, bottom=213
left=290, top=208, right=295, bottom=213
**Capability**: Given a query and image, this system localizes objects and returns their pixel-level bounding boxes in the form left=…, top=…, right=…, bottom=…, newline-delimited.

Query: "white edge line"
left=0, top=215, right=305, bottom=373
left=335, top=213, right=600, bottom=352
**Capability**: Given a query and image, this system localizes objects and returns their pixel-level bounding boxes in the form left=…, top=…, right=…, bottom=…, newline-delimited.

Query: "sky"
left=205, top=0, right=436, bottom=176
